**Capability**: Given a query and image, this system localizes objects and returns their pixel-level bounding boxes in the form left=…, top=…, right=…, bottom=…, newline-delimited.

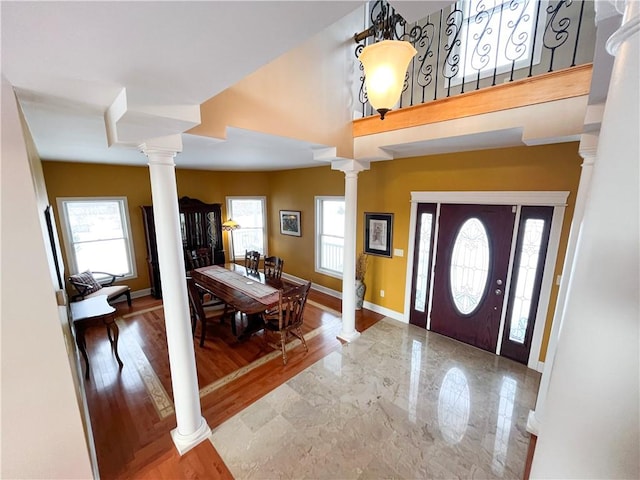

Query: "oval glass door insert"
left=450, top=218, right=490, bottom=315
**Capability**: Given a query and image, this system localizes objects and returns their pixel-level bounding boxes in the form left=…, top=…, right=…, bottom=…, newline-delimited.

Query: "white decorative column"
left=139, top=135, right=211, bottom=455
left=530, top=1, right=639, bottom=477
left=332, top=159, right=369, bottom=342
left=526, top=134, right=597, bottom=435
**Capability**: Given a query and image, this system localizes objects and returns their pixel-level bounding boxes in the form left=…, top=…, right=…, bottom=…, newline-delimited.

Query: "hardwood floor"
left=79, top=290, right=384, bottom=479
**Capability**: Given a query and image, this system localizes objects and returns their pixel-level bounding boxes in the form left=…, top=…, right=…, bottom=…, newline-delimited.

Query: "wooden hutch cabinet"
left=141, top=197, right=225, bottom=298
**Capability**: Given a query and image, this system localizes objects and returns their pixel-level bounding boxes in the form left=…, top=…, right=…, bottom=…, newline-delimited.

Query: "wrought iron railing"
left=355, top=0, right=595, bottom=118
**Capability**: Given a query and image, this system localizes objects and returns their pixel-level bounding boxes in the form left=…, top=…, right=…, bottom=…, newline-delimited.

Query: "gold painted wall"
left=42, top=162, right=269, bottom=294
left=175, top=169, right=270, bottom=257
left=357, top=142, right=582, bottom=361
left=266, top=166, right=345, bottom=291
left=42, top=162, right=153, bottom=293
left=43, top=142, right=581, bottom=362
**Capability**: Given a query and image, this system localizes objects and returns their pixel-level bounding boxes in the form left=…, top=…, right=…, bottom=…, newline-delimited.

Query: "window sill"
left=315, top=268, right=343, bottom=281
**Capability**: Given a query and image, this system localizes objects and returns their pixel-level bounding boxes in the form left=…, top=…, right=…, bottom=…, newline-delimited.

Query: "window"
left=413, top=206, right=436, bottom=313
left=315, top=196, right=345, bottom=278
left=226, top=197, right=267, bottom=259
left=58, top=197, right=136, bottom=279
left=451, top=0, right=542, bottom=84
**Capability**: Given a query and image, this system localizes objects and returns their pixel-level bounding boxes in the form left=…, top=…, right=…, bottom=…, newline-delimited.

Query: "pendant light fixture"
left=354, top=7, right=417, bottom=120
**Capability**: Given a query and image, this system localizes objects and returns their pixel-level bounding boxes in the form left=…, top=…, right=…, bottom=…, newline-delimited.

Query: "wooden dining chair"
left=185, top=247, right=213, bottom=271
left=185, top=247, right=225, bottom=309
left=262, top=280, right=312, bottom=365
left=245, top=250, right=260, bottom=275
left=264, top=256, right=284, bottom=280
left=187, top=277, right=228, bottom=346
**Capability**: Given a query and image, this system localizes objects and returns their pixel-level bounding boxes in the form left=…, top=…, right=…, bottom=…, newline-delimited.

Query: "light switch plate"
left=393, top=248, right=404, bottom=257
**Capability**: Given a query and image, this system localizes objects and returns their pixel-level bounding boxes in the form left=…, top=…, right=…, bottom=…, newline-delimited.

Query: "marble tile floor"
left=211, top=317, right=541, bottom=479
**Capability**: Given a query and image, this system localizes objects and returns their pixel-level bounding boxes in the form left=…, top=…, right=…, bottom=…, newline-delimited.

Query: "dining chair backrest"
left=186, top=277, right=206, bottom=327
left=186, top=276, right=226, bottom=346
left=186, top=247, right=213, bottom=271
left=264, top=256, right=284, bottom=280
left=274, top=280, right=311, bottom=331
left=263, top=280, right=312, bottom=364
left=245, top=250, right=260, bottom=275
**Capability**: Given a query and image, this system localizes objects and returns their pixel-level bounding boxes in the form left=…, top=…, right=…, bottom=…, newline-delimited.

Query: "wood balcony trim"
left=353, top=64, right=593, bottom=138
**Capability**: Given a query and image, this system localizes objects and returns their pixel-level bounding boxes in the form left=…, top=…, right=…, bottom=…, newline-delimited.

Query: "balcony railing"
left=355, top=0, right=595, bottom=118
left=321, top=237, right=344, bottom=274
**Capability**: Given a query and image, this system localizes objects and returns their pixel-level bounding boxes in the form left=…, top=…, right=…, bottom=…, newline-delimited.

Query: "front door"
left=430, top=204, right=516, bottom=352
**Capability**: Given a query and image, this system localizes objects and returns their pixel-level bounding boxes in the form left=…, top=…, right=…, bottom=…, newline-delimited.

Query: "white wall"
left=530, top=2, right=640, bottom=477
left=1, top=75, right=93, bottom=479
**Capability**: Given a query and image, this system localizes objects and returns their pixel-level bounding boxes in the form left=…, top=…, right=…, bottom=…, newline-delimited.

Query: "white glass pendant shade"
left=359, top=40, right=417, bottom=119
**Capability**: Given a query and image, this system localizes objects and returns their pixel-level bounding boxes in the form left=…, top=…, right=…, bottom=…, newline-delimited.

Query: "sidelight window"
left=508, top=218, right=545, bottom=343
left=414, top=211, right=435, bottom=312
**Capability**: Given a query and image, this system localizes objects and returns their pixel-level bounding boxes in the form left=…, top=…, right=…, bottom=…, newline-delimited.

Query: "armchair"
left=69, top=270, right=132, bottom=306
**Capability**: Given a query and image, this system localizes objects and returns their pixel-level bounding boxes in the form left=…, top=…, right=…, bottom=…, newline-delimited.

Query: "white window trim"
left=225, top=196, right=268, bottom=258
left=57, top=196, right=137, bottom=279
left=315, top=195, right=345, bottom=279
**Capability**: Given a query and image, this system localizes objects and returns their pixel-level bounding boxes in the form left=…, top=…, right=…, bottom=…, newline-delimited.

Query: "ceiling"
left=2, top=1, right=605, bottom=172
left=1, top=1, right=365, bottom=171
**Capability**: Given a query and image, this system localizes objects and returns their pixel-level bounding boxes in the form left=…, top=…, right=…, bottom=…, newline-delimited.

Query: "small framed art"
left=280, top=210, right=301, bottom=236
left=364, top=212, right=393, bottom=257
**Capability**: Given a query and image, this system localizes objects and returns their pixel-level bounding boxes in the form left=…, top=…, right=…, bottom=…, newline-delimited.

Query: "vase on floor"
left=355, top=279, right=366, bottom=310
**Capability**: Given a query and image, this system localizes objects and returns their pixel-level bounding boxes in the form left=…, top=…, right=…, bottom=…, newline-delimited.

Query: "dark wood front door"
left=430, top=204, right=516, bottom=352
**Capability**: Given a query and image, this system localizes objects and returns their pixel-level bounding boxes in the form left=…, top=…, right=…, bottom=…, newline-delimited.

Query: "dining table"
left=190, top=263, right=298, bottom=339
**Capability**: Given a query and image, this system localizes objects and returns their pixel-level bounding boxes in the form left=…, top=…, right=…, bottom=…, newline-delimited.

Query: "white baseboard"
left=526, top=409, right=540, bottom=436
left=281, top=273, right=403, bottom=321
left=536, top=361, right=545, bottom=373
left=281, top=272, right=342, bottom=299
left=310, top=283, right=342, bottom=299
left=111, top=287, right=151, bottom=303
left=131, top=288, right=151, bottom=299
left=362, top=300, right=404, bottom=322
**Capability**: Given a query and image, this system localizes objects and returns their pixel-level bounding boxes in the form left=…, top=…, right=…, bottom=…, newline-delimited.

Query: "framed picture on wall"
left=364, top=212, right=393, bottom=257
left=280, top=210, right=301, bottom=236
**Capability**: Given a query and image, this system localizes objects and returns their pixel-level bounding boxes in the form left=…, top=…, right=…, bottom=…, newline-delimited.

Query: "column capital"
left=331, top=158, right=370, bottom=174
left=578, top=133, right=599, bottom=166
left=139, top=134, right=183, bottom=160
left=606, top=0, right=640, bottom=55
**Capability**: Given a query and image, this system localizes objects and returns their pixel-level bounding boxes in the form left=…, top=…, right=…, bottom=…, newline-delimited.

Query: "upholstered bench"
left=69, top=271, right=131, bottom=306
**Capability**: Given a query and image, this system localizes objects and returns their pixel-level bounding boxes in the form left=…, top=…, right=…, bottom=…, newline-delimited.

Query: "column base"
left=337, top=329, right=361, bottom=343
left=171, top=416, right=212, bottom=455
left=526, top=409, right=540, bottom=436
